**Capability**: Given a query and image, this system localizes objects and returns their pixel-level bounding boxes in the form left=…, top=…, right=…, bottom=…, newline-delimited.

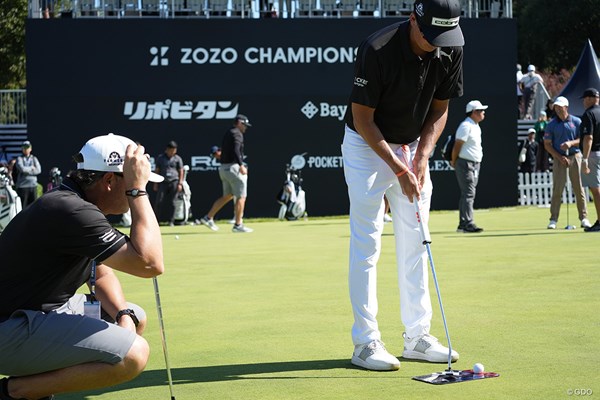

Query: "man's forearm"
left=582, top=135, right=593, bottom=159
left=418, top=100, right=449, bottom=159
left=128, top=195, right=164, bottom=273
left=93, top=265, right=128, bottom=319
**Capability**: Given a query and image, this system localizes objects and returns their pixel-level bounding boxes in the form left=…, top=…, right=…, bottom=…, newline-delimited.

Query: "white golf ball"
left=175, top=235, right=179, bottom=240
left=473, top=363, right=484, bottom=374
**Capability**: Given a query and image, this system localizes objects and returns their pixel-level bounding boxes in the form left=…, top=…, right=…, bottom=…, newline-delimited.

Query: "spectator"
left=153, top=141, right=184, bottom=226
left=519, top=64, right=544, bottom=119
left=341, top=0, right=463, bottom=371
left=520, top=128, right=538, bottom=173
left=534, top=110, right=550, bottom=172
left=543, top=96, right=591, bottom=229
left=15, top=140, right=42, bottom=209
left=200, top=114, right=254, bottom=233
left=579, top=88, right=600, bottom=232
left=451, top=100, right=488, bottom=233
left=516, top=63, right=523, bottom=118
left=0, top=133, right=164, bottom=400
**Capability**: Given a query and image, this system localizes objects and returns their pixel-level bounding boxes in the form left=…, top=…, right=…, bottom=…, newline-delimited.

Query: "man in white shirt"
left=519, top=64, right=544, bottom=119
left=451, top=100, right=488, bottom=233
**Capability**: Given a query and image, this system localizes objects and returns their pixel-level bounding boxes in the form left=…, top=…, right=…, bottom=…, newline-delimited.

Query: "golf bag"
left=276, top=165, right=306, bottom=221
left=0, top=166, right=22, bottom=233
left=47, top=167, right=63, bottom=192
left=173, top=165, right=192, bottom=224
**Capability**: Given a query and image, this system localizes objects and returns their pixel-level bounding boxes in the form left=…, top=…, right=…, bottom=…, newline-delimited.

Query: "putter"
left=565, top=177, right=575, bottom=230
left=411, top=198, right=454, bottom=373
left=153, top=277, right=176, bottom=400
left=411, top=198, right=499, bottom=385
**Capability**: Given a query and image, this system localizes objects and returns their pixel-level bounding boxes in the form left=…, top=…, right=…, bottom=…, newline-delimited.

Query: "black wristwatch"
left=125, top=189, right=147, bottom=197
left=115, top=309, right=140, bottom=326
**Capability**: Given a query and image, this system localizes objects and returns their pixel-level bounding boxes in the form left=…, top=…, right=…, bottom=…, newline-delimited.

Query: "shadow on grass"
left=60, top=359, right=374, bottom=399
left=444, top=230, right=575, bottom=238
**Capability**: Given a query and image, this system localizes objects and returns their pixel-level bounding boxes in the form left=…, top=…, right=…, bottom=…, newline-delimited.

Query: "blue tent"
left=558, top=39, right=600, bottom=117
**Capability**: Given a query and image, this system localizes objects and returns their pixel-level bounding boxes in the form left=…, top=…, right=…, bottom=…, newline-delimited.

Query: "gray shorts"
left=0, top=294, right=144, bottom=376
left=582, top=151, right=600, bottom=188
left=219, top=163, right=248, bottom=198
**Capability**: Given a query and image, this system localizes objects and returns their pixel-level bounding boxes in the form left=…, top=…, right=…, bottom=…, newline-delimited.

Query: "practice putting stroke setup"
left=410, top=192, right=499, bottom=385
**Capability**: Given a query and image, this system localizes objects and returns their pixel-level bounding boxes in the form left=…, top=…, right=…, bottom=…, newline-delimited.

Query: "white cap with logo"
left=553, top=96, right=569, bottom=108
left=77, top=133, right=164, bottom=183
left=465, top=100, right=488, bottom=113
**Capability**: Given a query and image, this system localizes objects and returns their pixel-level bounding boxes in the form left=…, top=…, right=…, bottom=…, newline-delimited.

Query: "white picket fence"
left=518, top=172, right=590, bottom=206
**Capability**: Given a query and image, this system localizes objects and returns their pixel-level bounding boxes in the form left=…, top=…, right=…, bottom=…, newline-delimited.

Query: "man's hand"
left=412, top=154, right=429, bottom=190
left=398, top=170, right=421, bottom=202
left=123, top=144, right=151, bottom=189
left=239, top=165, right=248, bottom=175
left=559, top=141, right=571, bottom=152
left=559, top=155, right=571, bottom=167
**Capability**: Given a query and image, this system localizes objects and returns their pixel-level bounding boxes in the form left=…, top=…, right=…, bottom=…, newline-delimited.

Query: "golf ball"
left=175, top=235, right=179, bottom=240
left=473, top=363, right=484, bottom=374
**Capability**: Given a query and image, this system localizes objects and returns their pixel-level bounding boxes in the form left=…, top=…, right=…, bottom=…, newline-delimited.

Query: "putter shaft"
left=413, top=199, right=454, bottom=371
left=153, top=277, right=176, bottom=400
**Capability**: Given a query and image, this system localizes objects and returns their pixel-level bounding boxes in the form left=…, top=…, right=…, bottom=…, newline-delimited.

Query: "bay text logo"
left=301, top=101, right=347, bottom=121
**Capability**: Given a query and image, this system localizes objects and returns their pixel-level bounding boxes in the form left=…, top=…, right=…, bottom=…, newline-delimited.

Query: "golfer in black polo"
left=342, top=0, right=464, bottom=371
left=580, top=87, right=600, bottom=232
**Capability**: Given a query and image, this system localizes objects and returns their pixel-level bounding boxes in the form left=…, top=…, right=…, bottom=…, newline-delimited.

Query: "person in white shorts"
left=580, top=88, right=600, bottom=232
left=342, top=0, right=463, bottom=371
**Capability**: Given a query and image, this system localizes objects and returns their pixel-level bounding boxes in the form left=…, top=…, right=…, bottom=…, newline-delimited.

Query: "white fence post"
left=518, top=171, right=589, bottom=207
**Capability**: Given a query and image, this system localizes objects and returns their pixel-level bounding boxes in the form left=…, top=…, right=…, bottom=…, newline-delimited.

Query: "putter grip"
left=413, top=198, right=432, bottom=244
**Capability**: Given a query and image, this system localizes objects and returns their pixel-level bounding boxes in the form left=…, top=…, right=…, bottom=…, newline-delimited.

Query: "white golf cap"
left=527, top=64, right=535, bottom=72
left=77, top=133, right=164, bottom=183
left=553, top=96, right=569, bottom=108
left=528, top=128, right=536, bottom=134
left=465, top=100, right=488, bottom=113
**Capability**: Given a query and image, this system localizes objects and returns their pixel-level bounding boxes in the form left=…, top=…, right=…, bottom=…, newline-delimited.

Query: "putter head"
left=565, top=225, right=576, bottom=230
left=413, top=369, right=500, bottom=385
left=443, top=369, right=461, bottom=376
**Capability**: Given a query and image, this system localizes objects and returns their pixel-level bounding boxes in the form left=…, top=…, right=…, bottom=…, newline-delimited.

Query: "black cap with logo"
left=414, top=0, right=464, bottom=47
left=235, top=114, right=252, bottom=127
left=579, top=88, right=600, bottom=98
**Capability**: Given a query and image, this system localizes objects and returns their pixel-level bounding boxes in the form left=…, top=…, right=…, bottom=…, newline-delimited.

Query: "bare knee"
left=121, top=335, right=149, bottom=381
left=136, top=314, right=147, bottom=335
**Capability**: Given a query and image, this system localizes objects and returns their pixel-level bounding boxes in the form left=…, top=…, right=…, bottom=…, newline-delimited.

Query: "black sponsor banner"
left=26, top=18, right=516, bottom=218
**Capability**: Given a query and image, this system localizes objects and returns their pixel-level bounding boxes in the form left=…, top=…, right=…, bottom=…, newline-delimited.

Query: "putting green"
left=14, top=206, right=600, bottom=399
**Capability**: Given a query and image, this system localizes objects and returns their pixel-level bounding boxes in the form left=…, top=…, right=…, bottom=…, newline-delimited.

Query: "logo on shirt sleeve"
left=354, top=77, right=368, bottom=87
left=99, top=230, right=118, bottom=243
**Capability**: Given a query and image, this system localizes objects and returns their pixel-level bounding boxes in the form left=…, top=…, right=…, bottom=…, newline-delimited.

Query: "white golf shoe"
left=581, top=218, right=592, bottom=228
left=402, top=333, right=459, bottom=363
left=200, top=216, right=219, bottom=231
left=232, top=224, right=253, bottom=233
left=547, top=220, right=557, bottom=230
left=351, top=340, right=400, bottom=371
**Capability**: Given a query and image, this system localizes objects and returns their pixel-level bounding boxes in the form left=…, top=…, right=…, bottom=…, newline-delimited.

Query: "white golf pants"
left=342, top=126, right=433, bottom=345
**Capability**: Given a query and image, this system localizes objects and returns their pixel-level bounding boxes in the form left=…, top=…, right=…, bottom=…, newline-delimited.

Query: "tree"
left=516, top=0, right=600, bottom=71
left=0, top=0, right=27, bottom=89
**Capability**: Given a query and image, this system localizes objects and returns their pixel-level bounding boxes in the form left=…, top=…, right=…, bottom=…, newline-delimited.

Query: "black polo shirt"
left=345, top=20, right=464, bottom=144
left=220, top=127, right=245, bottom=165
left=0, top=177, right=127, bottom=318
left=155, top=152, right=183, bottom=182
left=580, top=104, right=600, bottom=152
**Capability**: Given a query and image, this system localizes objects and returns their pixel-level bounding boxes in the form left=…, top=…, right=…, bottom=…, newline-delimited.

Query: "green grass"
left=34, top=207, right=600, bottom=398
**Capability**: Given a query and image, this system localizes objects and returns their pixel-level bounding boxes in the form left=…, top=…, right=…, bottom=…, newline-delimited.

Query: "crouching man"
left=0, top=133, right=165, bottom=399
